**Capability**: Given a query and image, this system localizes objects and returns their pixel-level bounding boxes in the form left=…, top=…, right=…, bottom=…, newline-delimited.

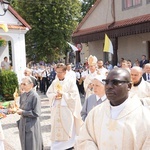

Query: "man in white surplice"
left=76, top=68, right=150, bottom=150
left=130, top=66, right=150, bottom=109
left=65, top=63, right=76, bottom=82
left=46, top=63, right=83, bottom=150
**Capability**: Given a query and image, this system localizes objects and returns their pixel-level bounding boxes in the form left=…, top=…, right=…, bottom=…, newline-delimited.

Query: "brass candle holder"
left=9, top=88, right=19, bottom=113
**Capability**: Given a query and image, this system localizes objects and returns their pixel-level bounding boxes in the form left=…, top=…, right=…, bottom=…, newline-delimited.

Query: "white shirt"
left=82, top=70, right=89, bottom=78
left=98, top=67, right=108, bottom=76
left=110, top=98, right=129, bottom=119
left=96, top=95, right=107, bottom=102
left=1, top=60, right=10, bottom=70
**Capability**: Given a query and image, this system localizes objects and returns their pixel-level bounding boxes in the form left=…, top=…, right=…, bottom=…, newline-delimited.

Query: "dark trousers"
left=76, top=80, right=85, bottom=95
left=41, top=77, right=47, bottom=94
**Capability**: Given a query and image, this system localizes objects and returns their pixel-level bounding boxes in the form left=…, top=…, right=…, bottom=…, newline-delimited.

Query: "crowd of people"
left=0, top=54, right=150, bottom=150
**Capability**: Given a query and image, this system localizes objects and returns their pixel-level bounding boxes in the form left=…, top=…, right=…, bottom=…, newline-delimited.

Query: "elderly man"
left=81, top=75, right=106, bottom=121
left=130, top=66, right=150, bottom=107
left=24, top=68, right=38, bottom=90
left=142, top=63, right=150, bottom=82
left=76, top=68, right=150, bottom=149
left=46, top=63, right=83, bottom=150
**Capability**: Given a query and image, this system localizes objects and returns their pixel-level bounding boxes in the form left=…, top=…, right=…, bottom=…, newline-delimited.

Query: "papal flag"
left=103, top=34, right=113, bottom=54
left=0, top=24, right=8, bottom=32
left=67, top=42, right=78, bottom=52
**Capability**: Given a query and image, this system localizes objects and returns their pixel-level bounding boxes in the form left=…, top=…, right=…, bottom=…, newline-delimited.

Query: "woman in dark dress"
left=17, top=76, right=43, bottom=150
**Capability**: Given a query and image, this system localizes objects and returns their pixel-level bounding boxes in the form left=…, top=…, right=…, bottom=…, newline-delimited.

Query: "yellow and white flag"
left=0, top=24, right=8, bottom=32
left=103, top=34, right=113, bottom=54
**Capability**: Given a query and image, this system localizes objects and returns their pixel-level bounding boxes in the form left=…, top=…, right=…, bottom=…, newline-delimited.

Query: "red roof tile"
left=72, top=14, right=150, bottom=37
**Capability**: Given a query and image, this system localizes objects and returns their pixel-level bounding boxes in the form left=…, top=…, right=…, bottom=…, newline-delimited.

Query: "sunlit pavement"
left=1, top=92, right=51, bottom=150
left=1, top=91, right=85, bottom=150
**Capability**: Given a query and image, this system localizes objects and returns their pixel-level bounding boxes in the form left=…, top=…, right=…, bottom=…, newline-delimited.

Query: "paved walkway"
left=1, top=92, right=85, bottom=150
left=1, top=93, right=51, bottom=150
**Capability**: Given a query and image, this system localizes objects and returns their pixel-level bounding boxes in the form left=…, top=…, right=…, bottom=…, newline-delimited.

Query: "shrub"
left=0, top=70, right=19, bottom=100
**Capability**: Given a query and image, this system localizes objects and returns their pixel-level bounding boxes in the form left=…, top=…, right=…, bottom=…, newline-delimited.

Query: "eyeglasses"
left=21, top=83, right=30, bottom=86
left=102, top=79, right=129, bottom=86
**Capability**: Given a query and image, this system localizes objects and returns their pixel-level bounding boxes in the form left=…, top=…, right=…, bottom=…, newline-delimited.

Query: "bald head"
left=130, top=66, right=142, bottom=84
left=131, top=66, right=142, bottom=73
left=145, top=63, right=150, bottom=67
left=105, top=68, right=131, bottom=106
left=107, top=68, right=131, bottom=82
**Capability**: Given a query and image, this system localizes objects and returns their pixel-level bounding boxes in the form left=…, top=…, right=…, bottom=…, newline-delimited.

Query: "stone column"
left=11, top=33, right=26, bottom=83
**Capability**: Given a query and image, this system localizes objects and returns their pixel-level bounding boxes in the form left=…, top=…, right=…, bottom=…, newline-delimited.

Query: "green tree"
left=81, top=0, right=96, bottom=19
left=10, top=0, right=81, bottom=63
left=0, top=70, right=19, bottom=100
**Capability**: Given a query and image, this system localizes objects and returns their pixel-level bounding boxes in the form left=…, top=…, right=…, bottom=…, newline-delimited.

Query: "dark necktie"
left=80, top=72, right=81, bottom=78
left=97, top=99, right=102, bottom=105
left=148, top=74, right=150, bottom=80
left=45, top=71, right=47, bottom=77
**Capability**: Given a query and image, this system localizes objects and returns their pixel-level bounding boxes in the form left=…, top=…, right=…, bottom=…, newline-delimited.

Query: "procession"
left=0, top=0, right=150, bottom=150
left=1, top=54, right=150, bottom=150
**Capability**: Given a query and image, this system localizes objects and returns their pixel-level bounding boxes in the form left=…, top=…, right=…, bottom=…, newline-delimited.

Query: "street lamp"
left=0, top=0, right=9, bottom=16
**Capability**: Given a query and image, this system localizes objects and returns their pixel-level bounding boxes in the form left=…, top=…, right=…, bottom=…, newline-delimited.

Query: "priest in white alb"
left=76, top=68, right=150, bottom=150
left=46, top=63, right=83, bottom=150
left=130, top=66, right=150, bottom=109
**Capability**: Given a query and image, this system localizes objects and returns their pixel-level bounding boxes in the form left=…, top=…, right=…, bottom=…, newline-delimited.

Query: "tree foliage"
left=9, top=0, right=81, bottom=63
left=81, top=0, right=97, bottom=19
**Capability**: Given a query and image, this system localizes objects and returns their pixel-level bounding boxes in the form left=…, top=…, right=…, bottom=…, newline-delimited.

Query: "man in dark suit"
left=139, top=55, right=149, bottom=68
left=47, top=64, right=56, bottom=88
left=143, top=63, right=150, bottom=82
left=24, top=68, right=38, bottom=90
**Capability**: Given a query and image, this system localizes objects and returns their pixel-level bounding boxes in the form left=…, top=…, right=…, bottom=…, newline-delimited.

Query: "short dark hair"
left=142, top=55, right=146, bottom=58
left=66, top=63, right=71, bottom=66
